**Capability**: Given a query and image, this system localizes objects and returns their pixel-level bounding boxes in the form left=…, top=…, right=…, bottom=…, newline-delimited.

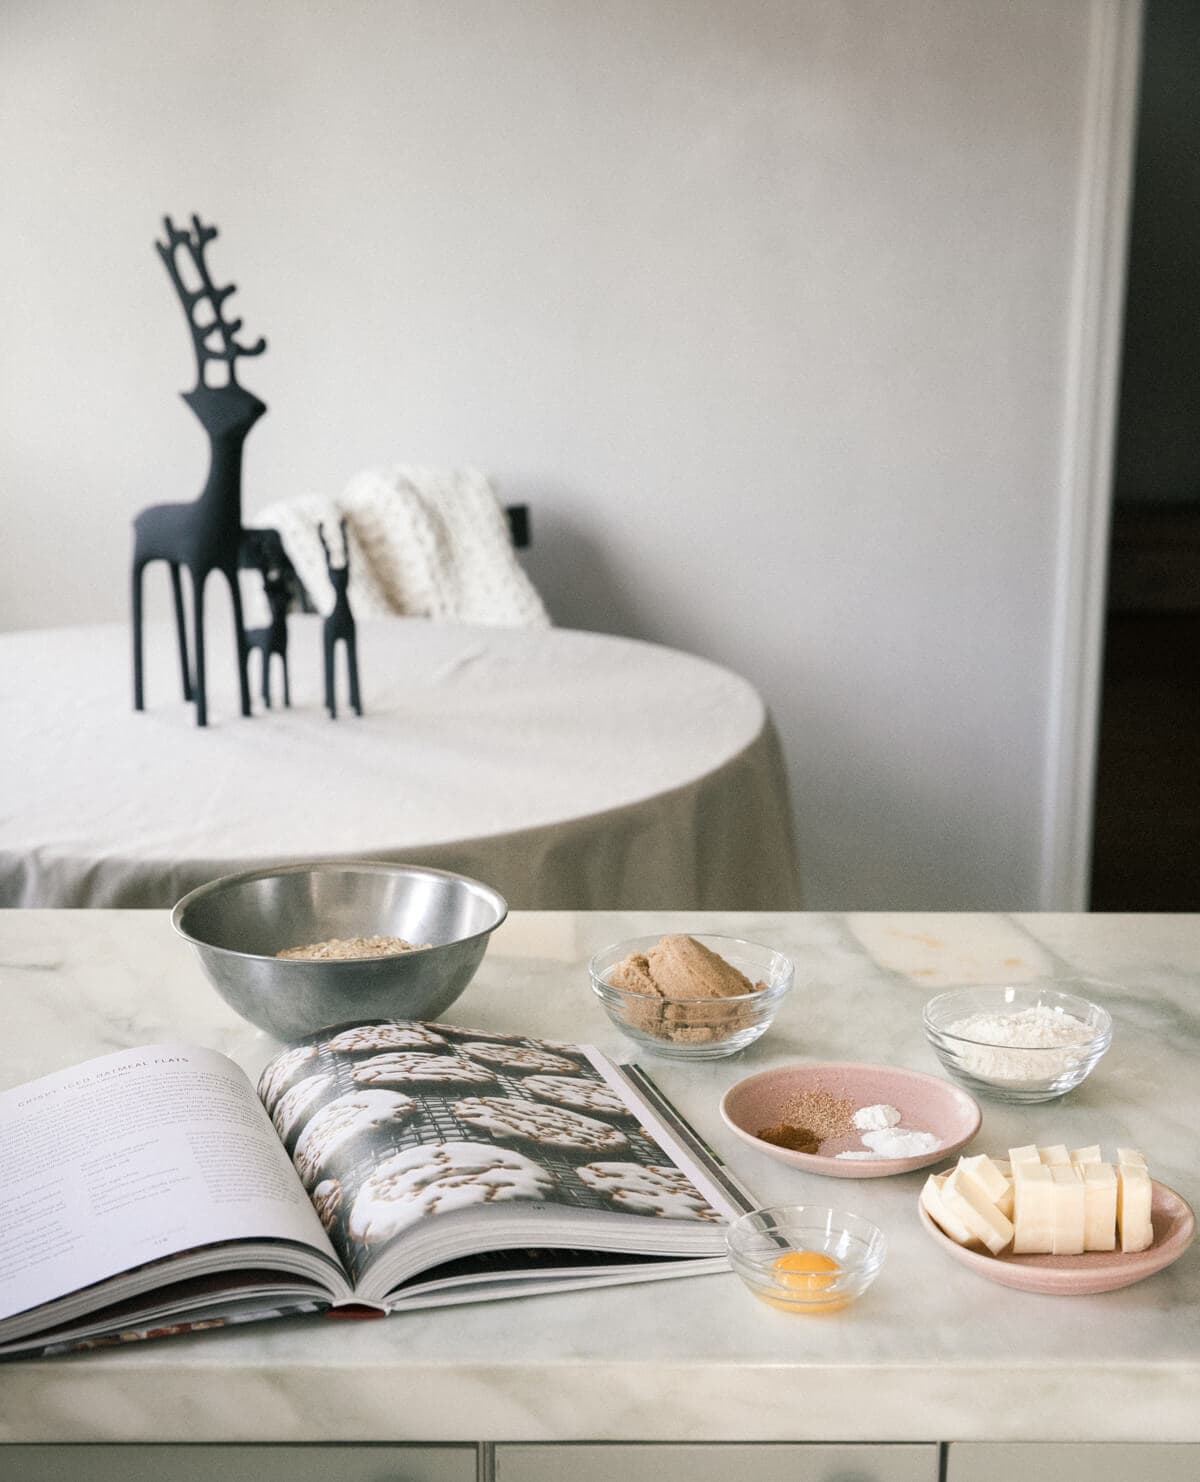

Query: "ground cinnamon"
left=756, top=1122, right=821, bottom=1154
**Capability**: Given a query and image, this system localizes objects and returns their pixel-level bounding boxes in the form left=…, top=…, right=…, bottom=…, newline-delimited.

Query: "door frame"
left=1040, top=0, right=1144, bottom=909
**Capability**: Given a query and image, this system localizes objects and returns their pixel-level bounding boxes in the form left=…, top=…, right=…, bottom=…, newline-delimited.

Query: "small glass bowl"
left=726, top=1205, right=887, bottom=1314
left=922, top=982, right=1113, bottom=1104
left=589, top=934, right=793, bottom=1060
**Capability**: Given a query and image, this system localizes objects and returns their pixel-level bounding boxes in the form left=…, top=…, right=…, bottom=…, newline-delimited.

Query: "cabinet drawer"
left=947, top=1443, right=1200, bottom=1482
left=496, top=1442, right=938, bottom=1482
left=0, top=1444, right=478, bottom=1482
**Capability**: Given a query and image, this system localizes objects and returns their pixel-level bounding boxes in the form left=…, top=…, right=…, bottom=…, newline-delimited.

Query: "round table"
left=0, top=617, right=800, bottom=910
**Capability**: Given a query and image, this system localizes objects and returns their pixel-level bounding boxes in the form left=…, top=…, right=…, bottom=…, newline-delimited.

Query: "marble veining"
left=0, top=909, right=1197, bottom=1444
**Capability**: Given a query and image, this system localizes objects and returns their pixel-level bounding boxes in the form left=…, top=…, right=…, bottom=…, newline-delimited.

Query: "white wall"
left=0, top=0, right=1129, bottom=908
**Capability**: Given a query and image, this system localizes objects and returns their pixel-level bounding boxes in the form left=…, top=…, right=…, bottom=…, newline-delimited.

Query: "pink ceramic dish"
left=918, top=1178, right=1195, bottom=1294
left=719, top=1062, right=982, bottom=1179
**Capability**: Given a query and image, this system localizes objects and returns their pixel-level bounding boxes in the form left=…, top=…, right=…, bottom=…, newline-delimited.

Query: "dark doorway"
left=1090, top=0, right=1200, bottom=909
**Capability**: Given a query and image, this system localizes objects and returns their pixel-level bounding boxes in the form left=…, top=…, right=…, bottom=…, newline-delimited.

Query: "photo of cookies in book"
left=258, top=1018, right=726, bottom=1284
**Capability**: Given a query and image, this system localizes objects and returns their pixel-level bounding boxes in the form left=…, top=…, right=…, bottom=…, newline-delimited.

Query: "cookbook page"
left=257, top=1019, right=735, bottom=1286
left=0, top=1044, right=339, bottom=1325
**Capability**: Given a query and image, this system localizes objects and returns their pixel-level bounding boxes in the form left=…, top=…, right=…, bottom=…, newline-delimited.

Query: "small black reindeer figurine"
left=318, top=519, right=362, bottom=719
left=243, top=555, right=291, bottom=709
left=132, top=213, right=267, bottom=726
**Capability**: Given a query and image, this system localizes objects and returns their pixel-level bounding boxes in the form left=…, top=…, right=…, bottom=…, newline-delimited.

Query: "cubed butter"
left=1083, top=1162, right=1118, bottom=1251
left=1117, top=1162, right=1153, bottom=1252
left=1117, top=1147, right=1147, bottom=1168
left=942, top=1167, right=1015, bottom=1255
left=1009, top=1144, right=1041, bottom=1170
left=955, top=1153, right=1010, bottom=1206
left=920, top=1172, right=974, bottom=1245
left=1070, top=1145, right=1102, bottom=1167
left=1049, top=1164, right=1086, bottom=1255
left=1012, top=1162, right=1054, bottom=1253
left=1038, top=1144, right=1071, bottom=1166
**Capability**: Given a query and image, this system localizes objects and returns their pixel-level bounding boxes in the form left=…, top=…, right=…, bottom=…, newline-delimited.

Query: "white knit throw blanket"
left=244, top=467, right=550, bottom=628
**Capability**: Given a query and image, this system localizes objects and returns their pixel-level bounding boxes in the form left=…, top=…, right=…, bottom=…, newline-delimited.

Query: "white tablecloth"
left=0, top=618, right=800, bottom=910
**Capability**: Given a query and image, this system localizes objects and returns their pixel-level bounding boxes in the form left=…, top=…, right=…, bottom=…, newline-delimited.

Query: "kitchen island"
left=0, top=909, right=1196, bottom=1482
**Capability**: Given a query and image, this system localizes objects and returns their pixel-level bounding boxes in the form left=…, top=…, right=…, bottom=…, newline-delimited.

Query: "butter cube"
left=1083, top=1162, right=1118, bottom=1251
left=956, top=1153, right=1010, bottom=1206
left=1039, top=1144, right=1071, bottom=1166
left=1049, top=1164, right=1086, bottom=1255
left=920, top=1172, right=974, bottom=1246
left=1117, top=1162, right=1153, bottom=1252
left=992, top=1158, right=1015, bottom=1217
left=1070, top=1145, right=1102, bottom=1167
left=1117, top=1147, right=1147, bottom=1168
left=1009, top=1144, right=1041, bottom=1170
left=1012, top=1163, right=1054, bottom=1253
left=942, top=1167, right=1014, bottom=1255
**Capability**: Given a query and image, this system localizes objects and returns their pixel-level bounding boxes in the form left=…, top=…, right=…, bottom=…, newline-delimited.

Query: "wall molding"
left=1040, top=0, right=1144, bottom=910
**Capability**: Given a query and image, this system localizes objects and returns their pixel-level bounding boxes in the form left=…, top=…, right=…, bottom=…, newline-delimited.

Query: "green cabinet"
left=946, top=1443, right=1200, bottom=1482
left=0, top=1444, right=479, bottom=1482
left=495, top=1442, right=939, bottom=1482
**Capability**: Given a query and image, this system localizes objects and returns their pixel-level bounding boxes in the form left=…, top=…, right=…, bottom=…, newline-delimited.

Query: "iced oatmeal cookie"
left=271, top=1073, right=334, bottom=1143
left=576, top=1162, right=721, bottom=1222
left=312, top=1178, right=343, bottom=1234
left=520, top=1075, right=633, bottom=1119
left=326, top=1023, right=446, bottom=1055
left=422, top=1024, right=531, bottom=1044
left=257, top=1044, right=318, bottom=1116
left=348, top=1142, right=557, bottom=1244
left=459, top=1043, right=581, bottom=1075
left=351, top=1052, right=498, bottom=1088
left=451, top=1096, right=629, bottom=1154
left=293, top=1090, right=418, bottom=1187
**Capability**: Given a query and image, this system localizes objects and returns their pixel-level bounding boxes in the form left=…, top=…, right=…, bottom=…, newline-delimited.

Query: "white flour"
left=944, top=1005, right=1095, bottom=1083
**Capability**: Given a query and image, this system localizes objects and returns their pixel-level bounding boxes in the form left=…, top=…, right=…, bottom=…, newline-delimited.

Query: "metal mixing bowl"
left=172, top=861, right=508, bottom=1039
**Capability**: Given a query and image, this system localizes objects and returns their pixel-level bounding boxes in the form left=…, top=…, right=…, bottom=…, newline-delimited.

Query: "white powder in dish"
left=853, top=1103, right=902, bottom=1131
left=944, top=1005, right=1096, bottom=1084
left=835, top=1111, right=942, bottom=1161
left=860, top=1127, right=941, bottom=1157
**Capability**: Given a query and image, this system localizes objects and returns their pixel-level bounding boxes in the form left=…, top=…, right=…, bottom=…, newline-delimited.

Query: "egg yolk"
left=771, top=1249, right=840, bottom=1290
left=755, top=1249, right=847, bottom=1312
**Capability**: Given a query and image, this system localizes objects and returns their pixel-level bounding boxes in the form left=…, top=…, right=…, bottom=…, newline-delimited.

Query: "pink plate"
left=918, top=1178, right=1195, bottom=1294
left=719, top=1061, right=982, bottom=1178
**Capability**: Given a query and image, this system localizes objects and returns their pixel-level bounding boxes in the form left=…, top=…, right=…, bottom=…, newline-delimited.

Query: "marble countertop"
left=0, top=909, right=1197, bottom=1445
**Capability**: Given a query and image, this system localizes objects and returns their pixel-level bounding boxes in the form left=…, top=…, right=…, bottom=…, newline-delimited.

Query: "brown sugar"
left=608, top=935, right=768, bottom=1044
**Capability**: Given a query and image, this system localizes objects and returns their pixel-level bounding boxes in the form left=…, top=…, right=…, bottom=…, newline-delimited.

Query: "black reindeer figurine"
left=132, top=214, right=267, bottom=726
left=243, top=538, right=292, bottom=709
left=318, top=519, right=362, bottom=719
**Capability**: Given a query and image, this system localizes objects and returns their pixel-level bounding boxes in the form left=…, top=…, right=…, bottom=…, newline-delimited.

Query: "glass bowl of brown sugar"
left=589, top=933, right=794, bottom=1060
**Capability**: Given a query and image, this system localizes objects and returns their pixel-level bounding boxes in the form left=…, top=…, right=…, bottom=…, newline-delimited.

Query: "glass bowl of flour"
left=922, top=983, right=1113, bottom=1103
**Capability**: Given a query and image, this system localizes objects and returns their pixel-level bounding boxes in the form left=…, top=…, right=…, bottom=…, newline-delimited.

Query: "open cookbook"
left=0, top=1020, right=756, bottom=1358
